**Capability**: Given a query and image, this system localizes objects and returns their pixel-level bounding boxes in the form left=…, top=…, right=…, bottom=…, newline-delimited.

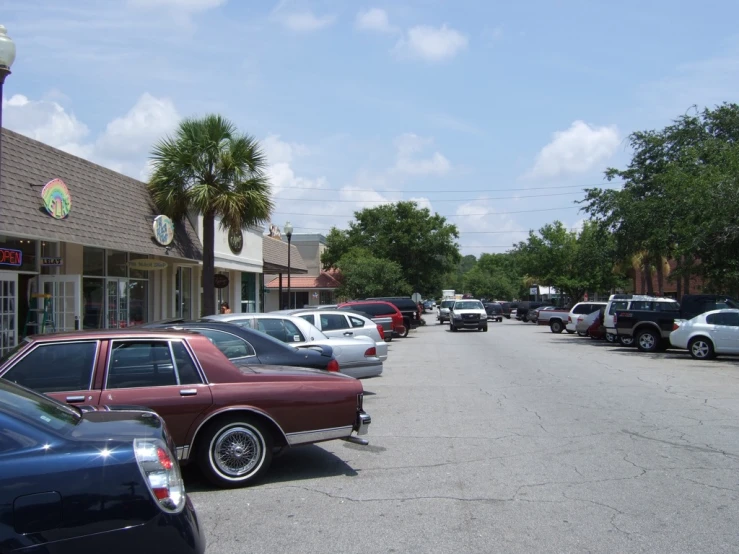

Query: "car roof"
left=27, top=328, right=197, bottom=342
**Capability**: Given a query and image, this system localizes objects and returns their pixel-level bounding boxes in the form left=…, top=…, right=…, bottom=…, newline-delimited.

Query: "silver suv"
left=437, top=300, right=455, bottom=324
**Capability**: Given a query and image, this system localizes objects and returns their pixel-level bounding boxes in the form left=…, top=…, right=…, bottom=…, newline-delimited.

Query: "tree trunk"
left=684, top=270, right=690, bottom=296
left=644, top=261, right=654, bottom=295
left=676, top=272, right=682, bottom=302
left=655, top=255, right=664, bottom=296
left=202, top=211, right=216, bottom=316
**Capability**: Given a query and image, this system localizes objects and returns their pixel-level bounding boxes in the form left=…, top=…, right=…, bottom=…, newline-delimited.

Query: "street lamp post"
left=284, top=221, right=293, bottom=309
left=0, top=25, right=16, bottom=199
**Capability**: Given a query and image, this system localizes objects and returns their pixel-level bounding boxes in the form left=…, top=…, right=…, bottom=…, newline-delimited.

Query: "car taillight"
left=327, top=359, right=340, bottom=372
left=134, top=438, right=185, bottom=513
left=376, top=324, right=385, bottom=340
left=568, top=316, right=572, bottom=323
left=613, top=313, right=617, bottom=325
left=364, top=347, right=377, bottom=357
left=672, top=323, right=680, bottom=331
left=577, top=316, right=583, bottom=322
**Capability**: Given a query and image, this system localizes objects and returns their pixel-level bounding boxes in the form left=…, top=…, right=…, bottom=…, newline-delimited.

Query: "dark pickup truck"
left=615, top=294, right=739, bottom=353
left=366, top=296, right=420, bottom=332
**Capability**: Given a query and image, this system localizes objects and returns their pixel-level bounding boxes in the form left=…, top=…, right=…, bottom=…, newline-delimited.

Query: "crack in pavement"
left=622, top=430, right=739, bottom=459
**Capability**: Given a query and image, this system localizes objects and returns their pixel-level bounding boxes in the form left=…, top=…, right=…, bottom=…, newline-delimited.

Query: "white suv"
left=566, top=302, right=607, bottom=333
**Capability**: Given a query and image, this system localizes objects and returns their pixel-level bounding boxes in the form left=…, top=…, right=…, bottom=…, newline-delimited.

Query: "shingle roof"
left=266, top=271, right=339, bottom=289
left=0, top=129, right=202, bottom=260
left=262, top=235, right=308, bottom=274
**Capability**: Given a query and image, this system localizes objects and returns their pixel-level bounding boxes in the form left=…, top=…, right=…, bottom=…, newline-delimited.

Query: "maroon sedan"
left=0, top=329, right=371, bottom=488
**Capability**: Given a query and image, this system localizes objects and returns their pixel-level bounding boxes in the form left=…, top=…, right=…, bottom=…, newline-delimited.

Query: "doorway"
left=0, top=272, right=18, bottom=356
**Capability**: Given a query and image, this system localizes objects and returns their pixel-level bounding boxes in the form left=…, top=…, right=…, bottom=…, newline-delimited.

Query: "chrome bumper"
left=356, top=411, right=371, bottom=435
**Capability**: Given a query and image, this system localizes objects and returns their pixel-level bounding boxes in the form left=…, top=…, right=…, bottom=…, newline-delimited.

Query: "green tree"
left=322, top=201, right=461, bottom=297
left=582, top=103, right=739, bottom=296
left=511, top=221, right=625, bottom=306
left=334, top=248, right=411, bottom=299
left=149, top=115, right=273, bottom=316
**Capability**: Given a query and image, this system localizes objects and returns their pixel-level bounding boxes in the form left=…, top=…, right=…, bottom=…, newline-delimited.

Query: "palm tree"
left=148, top=115, right=273, bottom=316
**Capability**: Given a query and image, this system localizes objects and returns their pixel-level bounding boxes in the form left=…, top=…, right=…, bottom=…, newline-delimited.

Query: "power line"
left=273, top=182, right=623, bottom=193
left=273, top=205, right=581, bottom=218
left=274, top=190, right=596, bottom=203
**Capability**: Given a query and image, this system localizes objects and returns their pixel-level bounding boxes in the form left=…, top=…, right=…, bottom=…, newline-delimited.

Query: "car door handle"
left=66, top=395, right=86, bottom=403
left=179, top=389, right=198, bottom=396
left=344, top=331, right=353, bottom=336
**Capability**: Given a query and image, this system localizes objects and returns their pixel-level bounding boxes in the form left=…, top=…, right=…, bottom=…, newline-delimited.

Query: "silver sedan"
left=274, top=309, right=389, bottom=361
left=206, top=313, right=383, bottom=379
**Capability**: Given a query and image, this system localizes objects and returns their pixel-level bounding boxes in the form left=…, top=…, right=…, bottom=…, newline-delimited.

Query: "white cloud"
left=2, top=94, right=92, bottom=157
left=263, top=135, right=326, bottom=197
left=277, top=11, right=336, bottom=32
left=395, top=24, right=468, bottom=62
left=393, top=133, right=451, bottom=176
left=3, top=92, right=181, bottom=179
left=455, top=197, right=527, bottom=256
left=128, top=0, right=227, bottom=12
left=356, top=8, right=395, bottom=33
left=525, top=120, right=620, bottom=180
left=96, top=93, right=180, bottom=158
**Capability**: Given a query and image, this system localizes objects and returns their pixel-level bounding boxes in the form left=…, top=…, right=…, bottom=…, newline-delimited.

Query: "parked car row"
left=529, top=293, right=739, bottom=362
left=0, top=297, right=437, bottom=551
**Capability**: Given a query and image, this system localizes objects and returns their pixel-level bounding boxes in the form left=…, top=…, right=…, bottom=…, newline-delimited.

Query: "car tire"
left=198, top=415, right=274, bottom=488
left=550, top=320, right=564, bottom=334
left=688, top=336, right=715, bottom=360
left=522, top=316, right=528, bottom=323
left=401, top=326, right=410, bottom=338
left=450, top=323, right=457, bottom=332
left=482, top=324, right=488, bottom=332
left=618, top=335, right=635, bottom=347
left=566, top=330, right=575, bottom=334
left=577, top=331, right=587, bottom=337
left=636, top=329, right=660, bottom=353
left=606, top=334, right=615, bottom=343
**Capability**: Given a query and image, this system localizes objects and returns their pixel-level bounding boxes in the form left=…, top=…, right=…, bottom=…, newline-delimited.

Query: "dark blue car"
left=0, top=379, right=205, bottom=554
left=143, top=319, right=338, bottom=371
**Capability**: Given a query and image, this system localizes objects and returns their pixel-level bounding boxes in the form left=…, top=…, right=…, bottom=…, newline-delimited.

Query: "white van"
left=604, top=294, right=658, bottom=344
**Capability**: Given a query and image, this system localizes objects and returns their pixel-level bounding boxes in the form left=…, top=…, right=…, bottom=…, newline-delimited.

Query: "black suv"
left=366, top=297, right=420, bottom=332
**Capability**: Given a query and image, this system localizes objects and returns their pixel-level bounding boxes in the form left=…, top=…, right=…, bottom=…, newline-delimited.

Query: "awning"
left=262, top=236, right=308, bottom=274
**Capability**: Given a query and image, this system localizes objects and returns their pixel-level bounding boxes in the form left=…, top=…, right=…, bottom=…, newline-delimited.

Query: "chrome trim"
left=189, top=407, right=289, bottom=452
left=356, top=411, right=371, bottom=436
left=168, top=341, right=181, bottom=385
left=175, top=445, right=191, bottom=461
left=285, top=426, right=353, bottom=446
left=343, top=436, right=369, bottom=446
left=180, top=338, right=209, bottom=384
left=179, top=389, right=198, bottom=396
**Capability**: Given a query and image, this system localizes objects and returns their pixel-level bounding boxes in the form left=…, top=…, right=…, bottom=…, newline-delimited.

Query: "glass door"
left=0, top=273, right=17, bottom=356
left=107, top=279, right=129, bottom=328
left=40, top=275, right=81, bottom=333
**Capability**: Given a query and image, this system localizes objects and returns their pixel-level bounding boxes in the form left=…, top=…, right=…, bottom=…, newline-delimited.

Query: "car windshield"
left=0, top=379, right=80, bottom=433
left=441, top=301, right=455, bottom=308
left=454, top=301, right=484, bottom=310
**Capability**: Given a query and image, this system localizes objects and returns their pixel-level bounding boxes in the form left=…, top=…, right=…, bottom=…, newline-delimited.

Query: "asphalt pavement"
left=189, top=314, right=739, bottom=553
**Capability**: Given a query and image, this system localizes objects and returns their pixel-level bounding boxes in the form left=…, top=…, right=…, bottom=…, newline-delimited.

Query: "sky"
left=2, top=0, right=739, bottom=255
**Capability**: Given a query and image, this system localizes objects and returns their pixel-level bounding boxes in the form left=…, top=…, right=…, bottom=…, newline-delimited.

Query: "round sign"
left=213, top=274, right=229, bottom=289
left=128, top=259, right=168, bottom=271
left=41, top=178, right=72, bottom=219
left=228, top=228, right=243, bottom=255
left=153, top=215, right=175, bottom=246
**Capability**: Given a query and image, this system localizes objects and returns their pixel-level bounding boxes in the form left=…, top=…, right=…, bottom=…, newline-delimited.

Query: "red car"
left=338, top=301, right=407, bottom=337
left=0, top=329, right=371, bottom=488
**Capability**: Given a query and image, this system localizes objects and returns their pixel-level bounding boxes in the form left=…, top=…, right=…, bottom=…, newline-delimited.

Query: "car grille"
left=463, top=314, right=479, bottom=320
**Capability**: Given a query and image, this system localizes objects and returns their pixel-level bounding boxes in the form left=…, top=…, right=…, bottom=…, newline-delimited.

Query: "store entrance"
left=0, top=272, right=18, bottom=356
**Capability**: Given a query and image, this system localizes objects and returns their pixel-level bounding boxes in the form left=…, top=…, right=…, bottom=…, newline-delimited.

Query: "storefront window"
left=82, top=250, right=150, bottom=329
left=82, top=278, right=104, bottom=329
left=320, top=290, right=335, bottom=305
left=83, top=247, right=104, bottom=276
left=106, top=250, right=128, bottom=278
left=0, top=237, right=37, bottom=273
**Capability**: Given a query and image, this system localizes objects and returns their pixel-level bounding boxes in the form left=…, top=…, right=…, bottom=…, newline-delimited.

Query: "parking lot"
left=189, top=315, right=739, bottom=553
